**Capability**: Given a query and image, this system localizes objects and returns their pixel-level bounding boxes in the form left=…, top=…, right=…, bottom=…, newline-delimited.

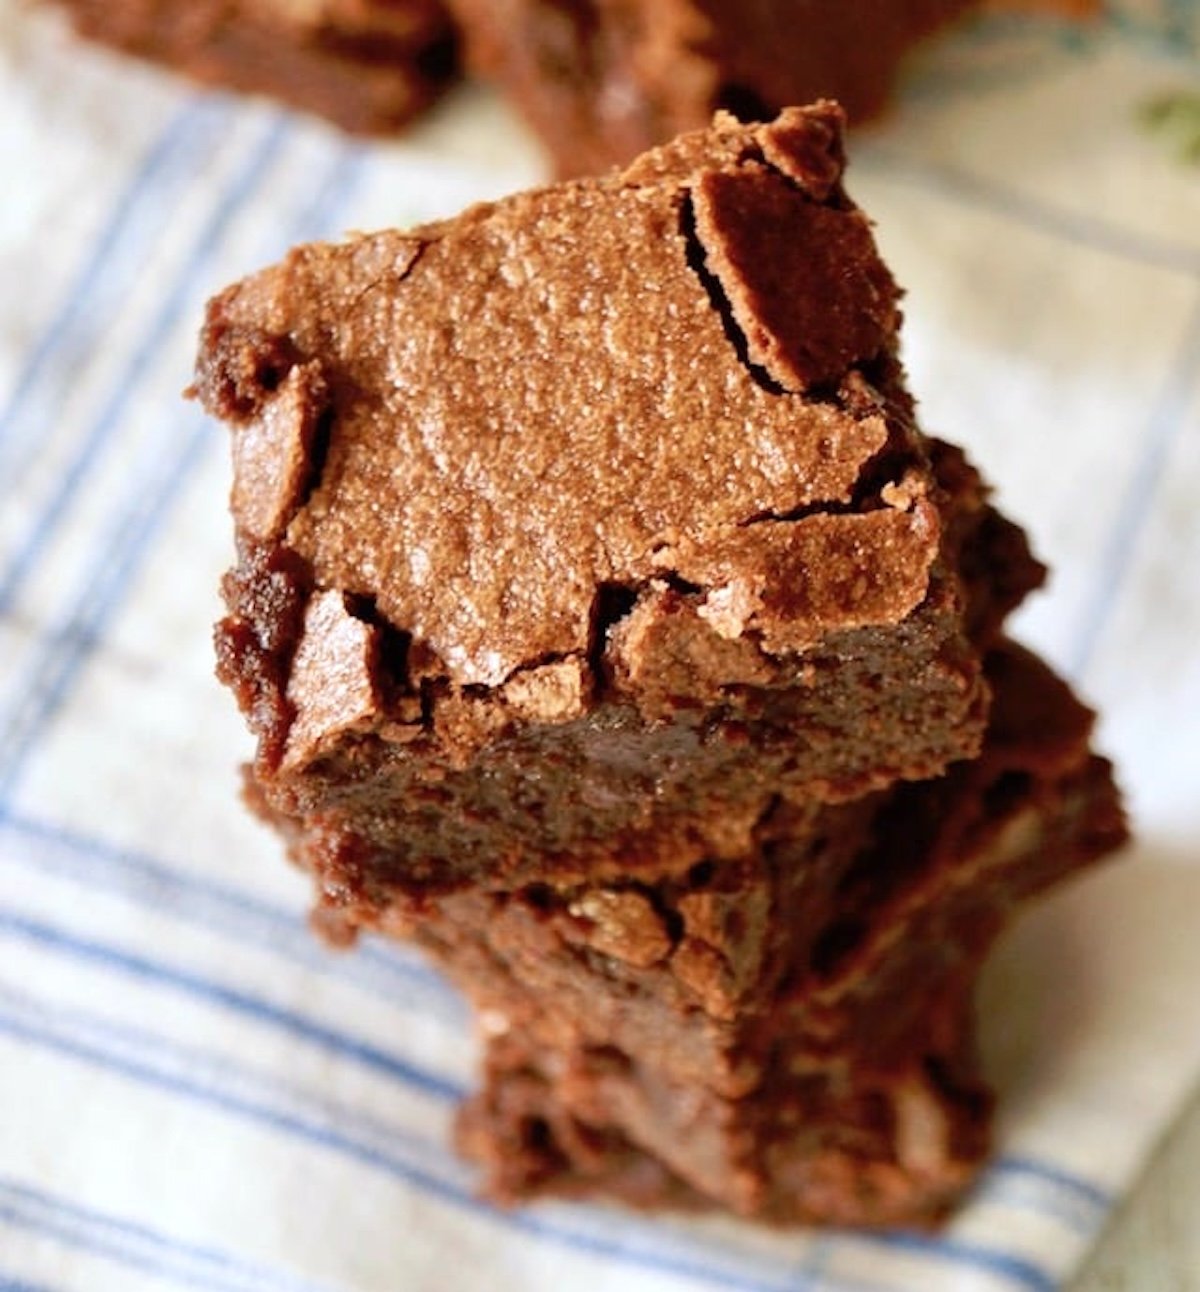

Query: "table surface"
left=1072, top=1084, right=1200, bottom=1291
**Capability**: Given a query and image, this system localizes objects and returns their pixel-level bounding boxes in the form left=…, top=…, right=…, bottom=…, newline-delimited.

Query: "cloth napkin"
left=1, top=2, right=1198, bottom=1289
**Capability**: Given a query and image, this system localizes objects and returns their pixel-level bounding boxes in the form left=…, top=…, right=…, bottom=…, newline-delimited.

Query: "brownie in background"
left=46, top=0, right=458, bottom=132
left=445, top=0, right=980, bottom=175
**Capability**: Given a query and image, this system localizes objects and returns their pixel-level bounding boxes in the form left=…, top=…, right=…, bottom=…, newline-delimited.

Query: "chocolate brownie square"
left=46, top=0, right=457, bottom=133
left=444, top=0, right=982, bottom=176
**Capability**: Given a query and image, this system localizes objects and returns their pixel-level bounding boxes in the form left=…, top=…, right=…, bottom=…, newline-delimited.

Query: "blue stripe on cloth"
left=863, top=149, right=1200, bottom=279
left=0, top=908, right=465, bottom=1104
left=0, top=1279, right=60, bottom=1292
left=0, top=1200, right=279, bottom=1292
left=0, top=984, right=461, bottom=1176
left=898, top=9, right=1097, bottom=105
left=1165, top=0, right=1200, bottom=50
left=0, top=808, right=460, bottom=1013
left=952, top=4, right=1197, bottom=77
left=958, top=1180, right=1096, bottom=1241
left=1111, top=0, right=1200, bottom=55
left=990, top=1156, right=1112, bottom=1211
left=0, top=1179, right=332, bottom=1292
left=0, top=994, right=1037, bottom=1292
left=1070, top=287, right=1200, bottom=678
left=0, top=112, right=291, bottom=615
left=860, top=1232, right=1055, bottom=1292
left=0, top=98, right=227, bottom=490
left=967, top=1158, right=1111, bottom=1242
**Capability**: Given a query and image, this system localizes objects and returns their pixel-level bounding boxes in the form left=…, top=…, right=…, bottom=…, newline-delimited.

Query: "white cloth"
left=1, top=3, right=1198, bottom=1289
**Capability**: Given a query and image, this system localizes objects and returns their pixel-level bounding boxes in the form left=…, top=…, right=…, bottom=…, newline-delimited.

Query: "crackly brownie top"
left=197, top=103, right=937, bottom=688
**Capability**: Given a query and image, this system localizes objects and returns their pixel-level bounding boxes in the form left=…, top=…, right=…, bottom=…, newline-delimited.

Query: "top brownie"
left=445, top=0, right=981, bottom=176
left=197, top=104, right=1042, bottom=895
left=446, top=0, right=1098, bottom=178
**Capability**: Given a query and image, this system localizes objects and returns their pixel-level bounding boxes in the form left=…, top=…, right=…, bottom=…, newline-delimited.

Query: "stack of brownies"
left=197, top=104, right=1126, bottom=1226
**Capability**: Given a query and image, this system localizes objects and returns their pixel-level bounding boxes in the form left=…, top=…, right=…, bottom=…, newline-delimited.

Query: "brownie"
left=447, top=0, right=1100, bottom=178
left=198, top=104, right=1042, bottom=903
left=450, top=644, right=1128, bottom=1224
left=46, top=0, right=458, bottom=134
left=441, top=0, right=969, bottom=177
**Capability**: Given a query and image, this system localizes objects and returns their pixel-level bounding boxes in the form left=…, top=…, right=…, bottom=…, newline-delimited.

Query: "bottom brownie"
left=446, top=643, right=1126, bottom=1225
left=457, top=1018, right=990, bottom=1228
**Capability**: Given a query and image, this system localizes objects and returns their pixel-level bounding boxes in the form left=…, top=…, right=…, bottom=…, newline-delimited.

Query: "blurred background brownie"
left=443, top=0, right=1096, bottom=175
left=44, top=0, right=458, bottom=133
left=444, top=0, right=979, bottom=175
